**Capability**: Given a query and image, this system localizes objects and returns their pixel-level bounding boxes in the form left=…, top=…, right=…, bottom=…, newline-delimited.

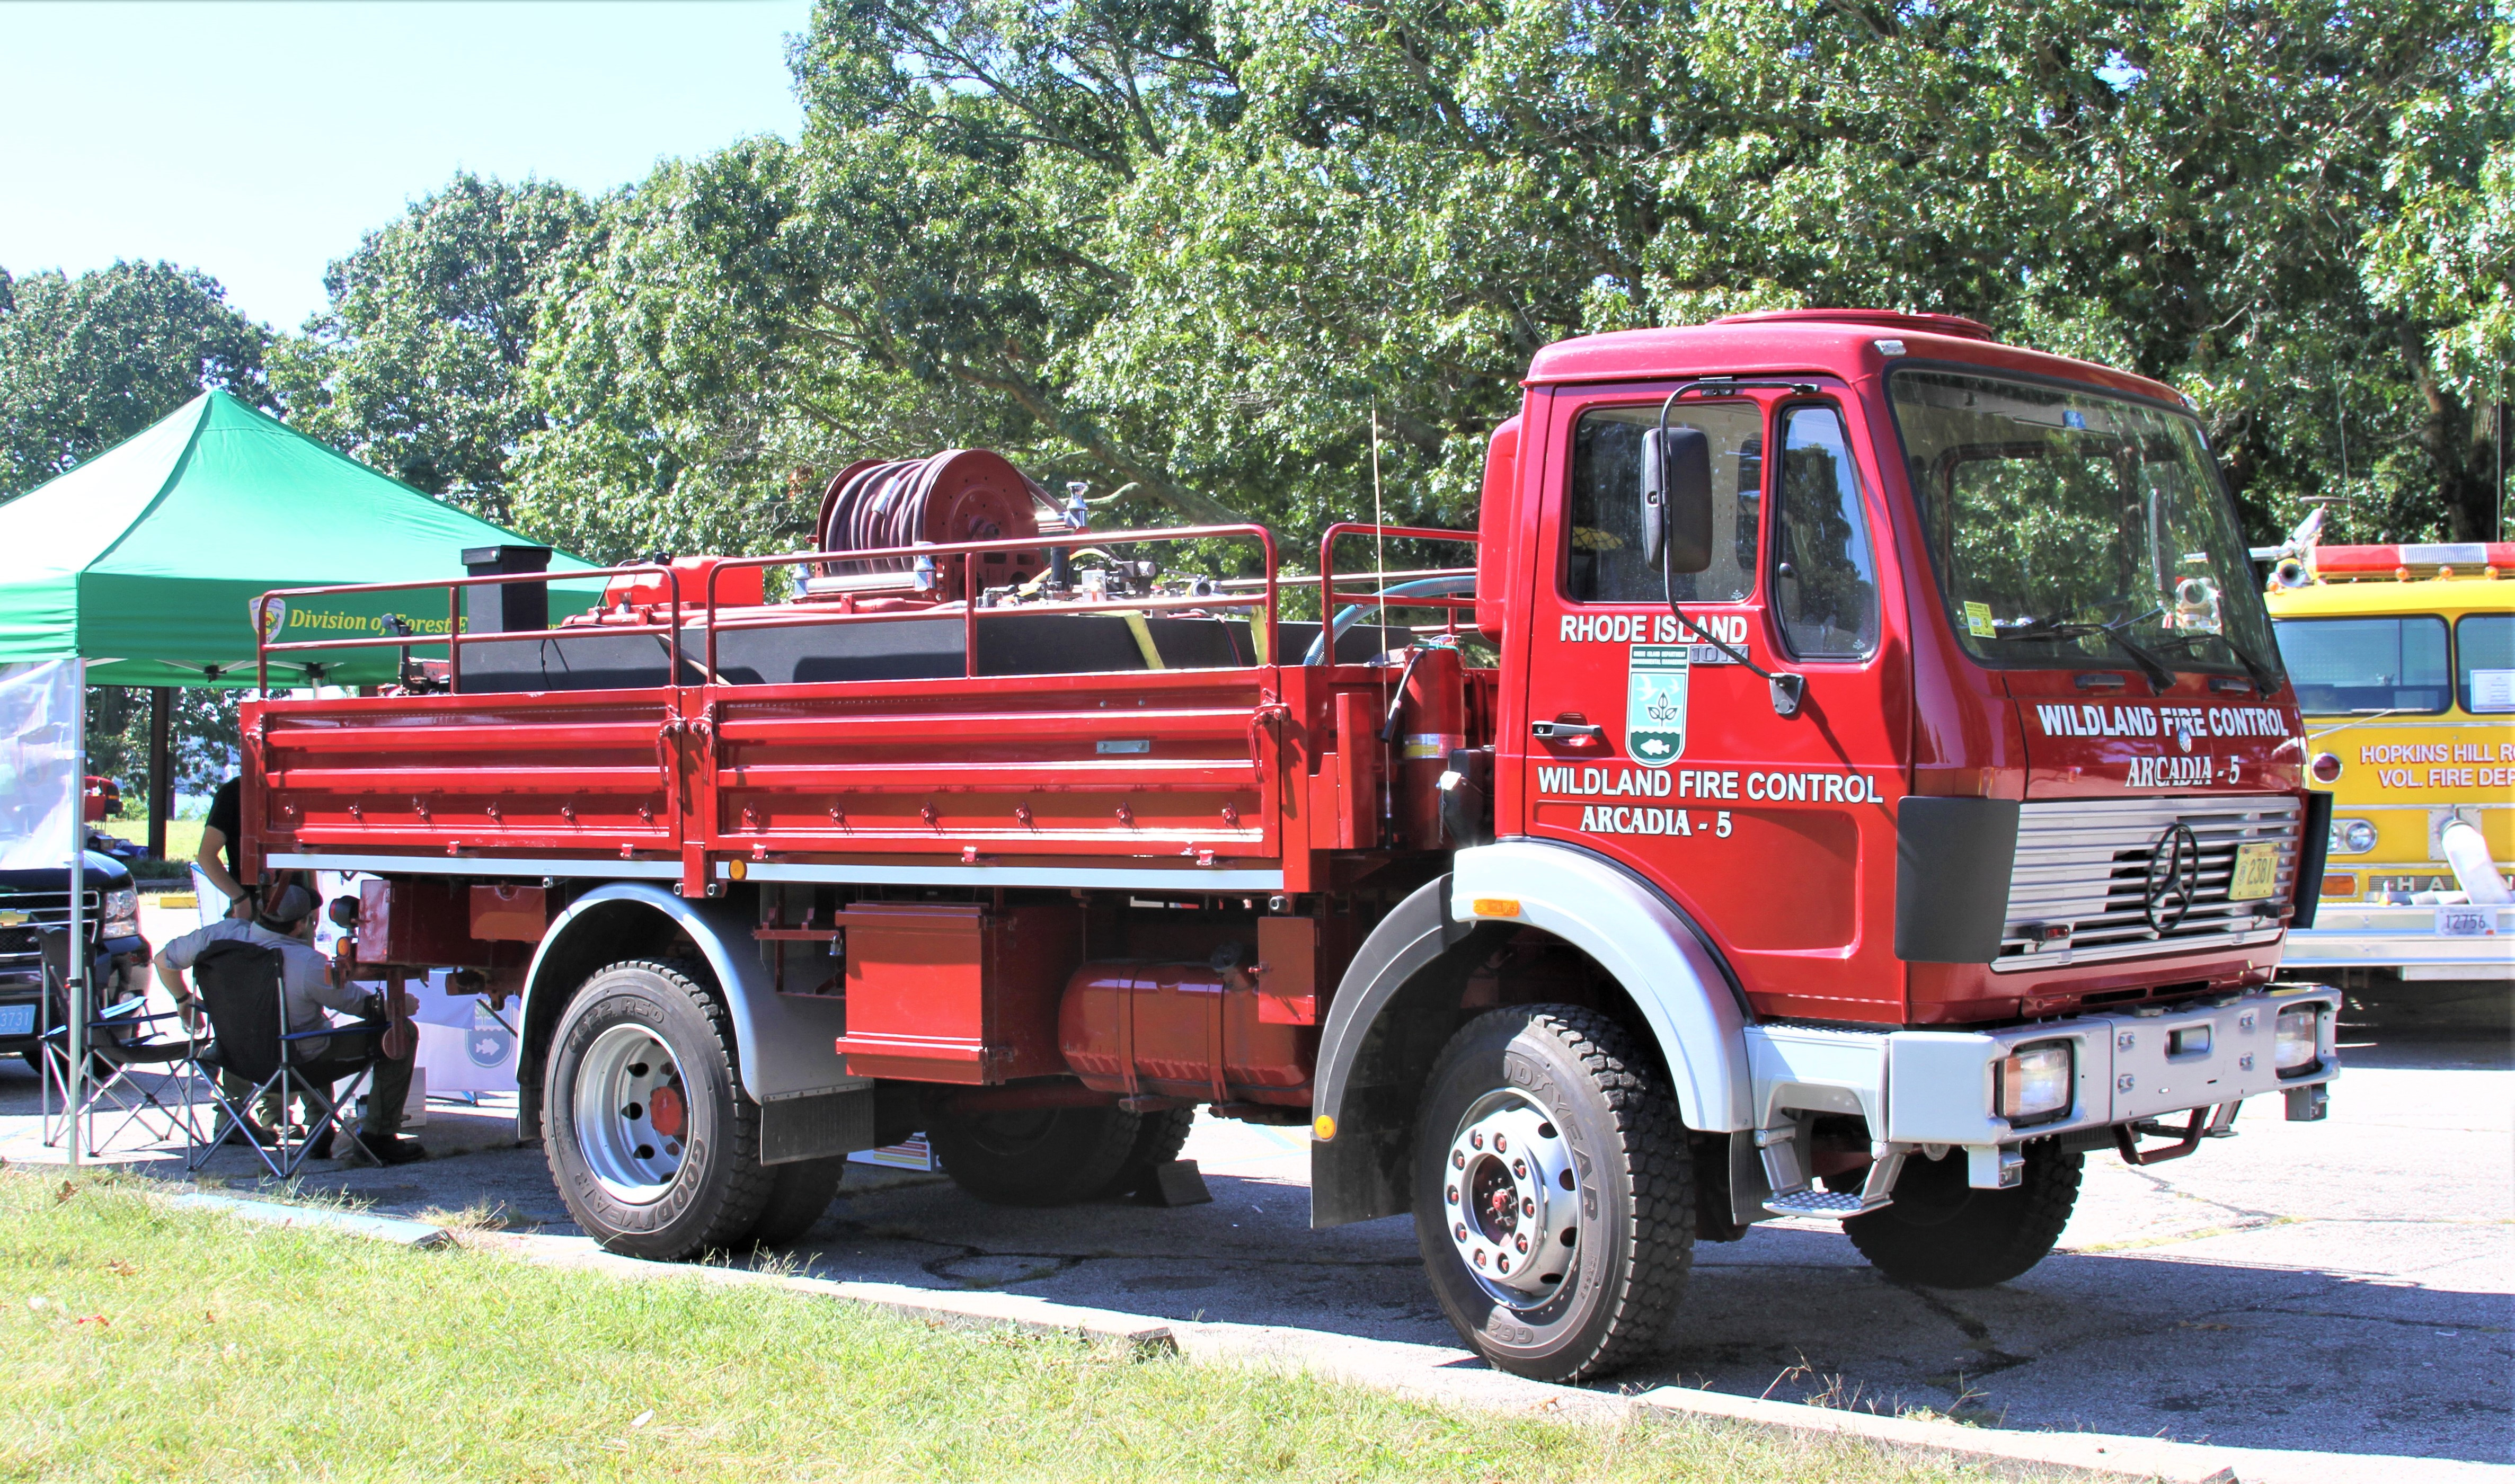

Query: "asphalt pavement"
left=5, top=959, right=2506, bottom=1468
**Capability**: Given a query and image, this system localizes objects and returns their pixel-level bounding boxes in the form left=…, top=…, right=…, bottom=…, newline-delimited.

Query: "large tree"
left=0, top=261, right=271, bottom=500
left=272, top=174, right=596, bottom=525
left=509, top=0, right=2501, bottom=562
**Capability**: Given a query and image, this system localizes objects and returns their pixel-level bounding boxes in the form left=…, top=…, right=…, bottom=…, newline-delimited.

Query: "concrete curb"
left=492, top=1231, right=1179, bottom=1355
left=1630, top=1385, right=2237, bottom=1483
left=167, top=1193, right=451, bottom=1248
left=162, top=1200, right=2514, bottom=1484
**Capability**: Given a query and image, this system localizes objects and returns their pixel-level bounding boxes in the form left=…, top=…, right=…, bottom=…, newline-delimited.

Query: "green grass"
left=0, top=1170, right=2006, bottom=1482
left=99, top=817, right=204, bottom=870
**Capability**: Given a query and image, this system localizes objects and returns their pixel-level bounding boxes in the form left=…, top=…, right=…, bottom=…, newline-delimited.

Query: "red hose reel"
left=814, top=449, right=1050, bottom=597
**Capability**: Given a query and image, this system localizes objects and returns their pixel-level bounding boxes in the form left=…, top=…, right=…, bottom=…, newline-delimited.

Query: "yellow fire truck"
left=2266, top=537, right=2514, bottom=983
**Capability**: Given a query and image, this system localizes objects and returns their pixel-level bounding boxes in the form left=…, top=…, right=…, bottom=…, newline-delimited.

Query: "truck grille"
left=0, top=892, right=99, bottom=981
left=1994, top=796, right=2297, bottom=972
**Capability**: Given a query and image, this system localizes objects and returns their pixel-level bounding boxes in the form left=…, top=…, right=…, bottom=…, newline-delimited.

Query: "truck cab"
left=241, top=309, right=2343, bottom=1384
left=1491, top=311, right=2310, bottom=1027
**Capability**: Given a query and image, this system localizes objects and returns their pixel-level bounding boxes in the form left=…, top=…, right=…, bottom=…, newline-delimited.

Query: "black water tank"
left=461, top=545, right=552, bottom=635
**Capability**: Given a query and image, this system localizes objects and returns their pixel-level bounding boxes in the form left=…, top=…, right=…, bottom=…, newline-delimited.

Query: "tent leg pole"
left=148, top=686, right=172, bottom=862
left=67, top=663, right=85, bottom=1169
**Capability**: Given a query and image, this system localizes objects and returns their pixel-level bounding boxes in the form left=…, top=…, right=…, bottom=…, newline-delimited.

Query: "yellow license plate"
left=2229, top=842, right=2279, bottom=901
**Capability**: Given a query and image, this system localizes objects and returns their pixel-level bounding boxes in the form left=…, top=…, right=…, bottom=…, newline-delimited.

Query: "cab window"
left=1564, top=402, right=1761, bottom=605
left=1771, top=406, right=1880, bottom=657
left=2458, top=613, right=2513, bottom=714
left=2270, top=615, right=2450, bottom=715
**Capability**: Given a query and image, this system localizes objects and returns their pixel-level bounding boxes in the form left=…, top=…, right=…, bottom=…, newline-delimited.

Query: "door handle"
left=1530, top=720, right=1604, bottom=744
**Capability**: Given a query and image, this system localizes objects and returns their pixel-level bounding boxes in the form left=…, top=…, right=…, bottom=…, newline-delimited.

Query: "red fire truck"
left=242, top=309, right=2341, bottom=1381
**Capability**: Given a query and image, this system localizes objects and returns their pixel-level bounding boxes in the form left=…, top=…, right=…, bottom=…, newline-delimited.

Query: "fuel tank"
left=1058, top=958, right=1315, bottom=1107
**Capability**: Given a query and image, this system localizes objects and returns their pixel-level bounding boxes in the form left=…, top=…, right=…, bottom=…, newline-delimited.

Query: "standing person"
left=154, top=883, right=425, bottom=1165
left=196, top=776, right=250, bottom=920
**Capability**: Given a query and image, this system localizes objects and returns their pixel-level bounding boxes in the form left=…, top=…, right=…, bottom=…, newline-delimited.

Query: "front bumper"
left=0, top=937, right=152, bottom=1051
left=2280, top=903, right=2514, bottom=978
left=1741, top=985, right=2342, bottom=1205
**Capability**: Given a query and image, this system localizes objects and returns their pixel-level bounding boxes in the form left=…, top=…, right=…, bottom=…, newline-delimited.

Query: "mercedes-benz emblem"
left=2144, top=823, right=2201, bottom=932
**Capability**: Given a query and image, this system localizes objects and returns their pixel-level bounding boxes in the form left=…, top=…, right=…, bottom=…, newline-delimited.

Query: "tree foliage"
left=0, top=261, right=271, bottom=500
left=270, top=174, right=596, bottom=524
left=477, top=0, right=2503, bottom=562
left=25, top=2, right=2515, bottom=571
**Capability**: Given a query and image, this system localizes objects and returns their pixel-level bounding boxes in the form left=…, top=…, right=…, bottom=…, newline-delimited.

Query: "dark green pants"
left=301, top=1028, right=417, bottom=1139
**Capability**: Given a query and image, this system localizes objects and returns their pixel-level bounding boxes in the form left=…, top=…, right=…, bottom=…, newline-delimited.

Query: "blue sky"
left=1, top=1, right=812, bottom=332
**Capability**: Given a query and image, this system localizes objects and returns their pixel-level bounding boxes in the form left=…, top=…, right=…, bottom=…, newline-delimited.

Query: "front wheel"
left=1412, top=1007, right=1694, bottom=1383
left=1844, top=1141, right=2082, bottom=1288
left=543, top=959, right=772, bottom=1259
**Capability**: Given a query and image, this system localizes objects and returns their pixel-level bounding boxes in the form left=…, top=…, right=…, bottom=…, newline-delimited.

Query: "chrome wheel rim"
left=1442, top=1090, right=1579, bottom=1304
left=574, top=1023, right=687, bottom=1205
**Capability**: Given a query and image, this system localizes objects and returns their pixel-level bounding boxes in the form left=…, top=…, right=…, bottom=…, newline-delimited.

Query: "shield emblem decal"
left=1626, top=644, right=1689, bottom=766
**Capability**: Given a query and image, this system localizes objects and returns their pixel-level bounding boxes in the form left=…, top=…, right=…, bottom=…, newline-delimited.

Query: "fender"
left=1309, top=873, right=1479, bottom=1227
left=1448, top=839, right=1752, bottom=1133
left=519, top=883, right=862, bottom=1109
left=1307, top=841, right=1753, bottom=1227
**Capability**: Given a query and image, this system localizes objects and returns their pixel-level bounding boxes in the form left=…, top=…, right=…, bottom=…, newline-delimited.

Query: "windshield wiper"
left=1991, top=615, right=2178, bottom=692
left=2159, top=628, right=2280, bottom=698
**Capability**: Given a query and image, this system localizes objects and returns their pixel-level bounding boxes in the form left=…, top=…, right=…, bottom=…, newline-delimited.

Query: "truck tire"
left=1412, top=1006, right=1693, bottom=1383
left=747, top=1157, right=847, bottom=1247
left=1094, top=1107, right=1195, bottom=1198
left=543, top=959, right=773, bottom=1259
left=928, top=1102, right=1145, bottom=1206
left=1844, top=1141, right=2082, bottom=1288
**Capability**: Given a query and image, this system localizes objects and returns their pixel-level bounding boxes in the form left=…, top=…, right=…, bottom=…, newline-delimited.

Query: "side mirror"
left=1640, top=425, right=1714, bottom=574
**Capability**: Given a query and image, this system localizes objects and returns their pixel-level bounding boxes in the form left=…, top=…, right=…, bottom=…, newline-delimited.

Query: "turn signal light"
left=2309, top=752, right=2343, bottom=783
left=2320, top=873, right=2355, bottom=898
left=1471, top=898, right=1521, bottom=918
left=1997, top=1041, right=2074, bottom=1124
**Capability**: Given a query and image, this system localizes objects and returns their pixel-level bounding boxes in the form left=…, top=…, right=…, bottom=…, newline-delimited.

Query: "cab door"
left=1516, top=383, right=1909, bottom=1023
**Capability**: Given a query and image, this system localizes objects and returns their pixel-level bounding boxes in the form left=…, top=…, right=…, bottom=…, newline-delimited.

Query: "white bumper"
left=2281, top=903, right=2515, bottom=978
left=1743, top=985, right=2343, bottom=1158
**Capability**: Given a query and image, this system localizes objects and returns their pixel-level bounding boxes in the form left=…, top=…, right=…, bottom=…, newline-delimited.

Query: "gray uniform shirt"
left=160, top=919, right=365, bottom=1058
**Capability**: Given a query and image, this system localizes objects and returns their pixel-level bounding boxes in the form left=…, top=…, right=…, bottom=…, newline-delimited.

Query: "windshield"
left=2271, top=616, right=2450, bottom=716
left=1890, top=369, right=2281, bottom=683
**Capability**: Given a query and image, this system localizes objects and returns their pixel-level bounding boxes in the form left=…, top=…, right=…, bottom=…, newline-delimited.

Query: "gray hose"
left=1300, top=575, right=1477, bottom=665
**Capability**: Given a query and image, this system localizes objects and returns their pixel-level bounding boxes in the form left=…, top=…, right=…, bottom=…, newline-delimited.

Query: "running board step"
left=1762, top=1188, right=1890, bottom=1220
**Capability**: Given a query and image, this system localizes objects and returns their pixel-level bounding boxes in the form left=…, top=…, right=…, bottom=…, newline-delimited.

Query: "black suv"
left=0, top=851, right=153, bottom=1072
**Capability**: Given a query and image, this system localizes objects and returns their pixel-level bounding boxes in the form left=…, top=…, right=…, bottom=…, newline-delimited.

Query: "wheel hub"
left=574, top=1023, right=687, bottom=1204
left=1443, top=1095, right=1578, bottom=1301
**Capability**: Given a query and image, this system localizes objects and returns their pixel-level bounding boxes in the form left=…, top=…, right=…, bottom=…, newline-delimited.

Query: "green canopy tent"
left=0, top=389, right=599, bottom=688
left=0, top=390, right=600, bottom=1161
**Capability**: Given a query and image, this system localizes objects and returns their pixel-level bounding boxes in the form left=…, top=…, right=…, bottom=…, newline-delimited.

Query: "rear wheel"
left=1094, top=1107, right=1195, bottom=1197
left=747, top=1157, right=847, bottom=1247
left=1412, top=1007, right=1693, bottom=1383
left=543, top=959, right=772, bottom=1259
left=928, top=1101, right=1145, bottom=1206
left=1844, top=1142, right=2082, bottom=1288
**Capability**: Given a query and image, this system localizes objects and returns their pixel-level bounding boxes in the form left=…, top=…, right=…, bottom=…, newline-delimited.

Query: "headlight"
left=2328, top=819, right=2377, bottom=856
left=1998, top=1040, right=2074, bottom=1123
left=100, top=886, right=139, bottom=938
left=2274, top=1006, right=2323, bottom=1072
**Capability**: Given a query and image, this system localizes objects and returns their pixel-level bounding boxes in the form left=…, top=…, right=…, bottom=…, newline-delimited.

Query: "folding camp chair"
left=184, top=939, right=388, bottom=1178
left=36, top=927, right=206, bottom=1159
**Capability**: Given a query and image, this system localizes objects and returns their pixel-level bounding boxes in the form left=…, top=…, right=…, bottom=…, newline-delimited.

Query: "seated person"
left=153, top=883, right=424, bottom=1166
